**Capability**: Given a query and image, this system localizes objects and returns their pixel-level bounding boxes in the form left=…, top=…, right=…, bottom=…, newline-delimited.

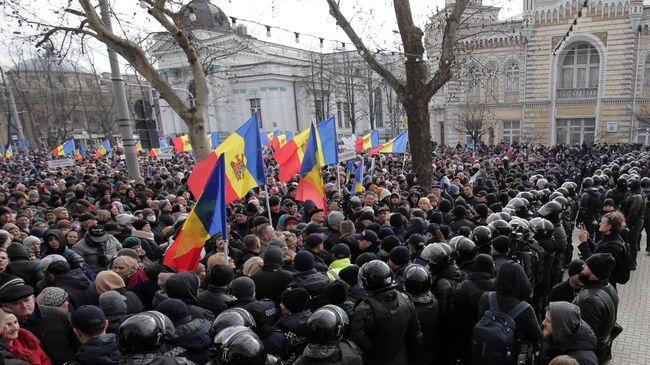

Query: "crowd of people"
left=0, top=141, right=644, bottom=365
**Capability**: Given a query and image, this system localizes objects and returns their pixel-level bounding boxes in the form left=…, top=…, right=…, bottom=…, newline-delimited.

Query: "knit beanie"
left=231, top=277, right=256, bottom=298
left=491, top=236, right=510, bottom=253
left=208, top=264, right=234, bottom=287
left=99, top=291, right=128, bottom=316
left=122, top=236, right=142, bottom=249
left=568, top=259, right=585, bottom=276
left=281, top=287, right=309, bottom=313
left=474, top=254, right=495, bottom=274
left=585, top=253, right=616, bottom=279
left=389, top=246, right=411, bottom=266
left=293, top=250, right=315, bottom=272
left=157, top=298, right=191, bottom=326
left=338, top=265, right=359, bottom=287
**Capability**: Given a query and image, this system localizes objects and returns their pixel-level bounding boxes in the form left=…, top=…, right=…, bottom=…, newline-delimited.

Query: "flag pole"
left=263, top=184, right=273, bottom=223
left=223, top=238, right=229, bottom=267
left=402, top=153, right=408, bottom=172
left=336, top=164, right=341, bottom=192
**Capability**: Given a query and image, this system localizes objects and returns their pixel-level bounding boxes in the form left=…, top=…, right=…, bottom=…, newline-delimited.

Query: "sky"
left=0, top=0, right=524, bottom=73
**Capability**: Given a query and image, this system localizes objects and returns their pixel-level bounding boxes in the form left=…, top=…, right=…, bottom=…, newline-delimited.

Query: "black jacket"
left=161, top=318, right=213, bottom=365
left=53, top=268, right=100, bottom=310
left=251, top=265, right=293, bottom=306
left=411, top=295, right=439, bottom=365
left=21, top=304, right=79, bottom=365
left=577, top=233, right=626, bottom=286
left=577, top=189, right=602, bottom=227
left=235, top=249, right=260, bottom=269
left=549, top=280, right=579, bottom=303
left=197, top=285, right=236, bottom=316
left=68, top=334, right=120, bottom=365
left=277, top=310, right=312, bottom=363
left=573, top=279, right=618, bottom=363
left=6, top=245, right=42, bottom=288
left=454, top=271, right=495, bottom=356
left=350, top=288, right=421, bottom=365
left=293, top=340, right=363, bottom=365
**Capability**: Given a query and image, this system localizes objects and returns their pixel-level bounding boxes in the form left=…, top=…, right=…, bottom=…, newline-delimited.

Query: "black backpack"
left=613, top=240, right=631, bottom=284
left=471, top=292, right=530, bottom=365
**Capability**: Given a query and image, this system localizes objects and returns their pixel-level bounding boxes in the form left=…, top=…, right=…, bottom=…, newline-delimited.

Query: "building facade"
left=426, top=0, right=650, bottom=146
left=150, top=0, right=404, bottom=140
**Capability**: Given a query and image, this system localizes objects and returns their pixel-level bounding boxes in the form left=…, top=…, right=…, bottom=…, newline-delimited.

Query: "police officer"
left=212, top=326, right=280, bottom=365
left=118, top=311, right=194, bottom=365
left=293, top=305, right=363, bottom=365
left=349, top=260, right=422, bottom=365
left=403, top=264, right=439, bottom=365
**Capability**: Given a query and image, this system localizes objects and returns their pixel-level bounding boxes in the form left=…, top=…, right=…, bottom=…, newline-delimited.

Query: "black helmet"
left=553, top=196, right=568, bottom=208
left=641, top=177, right=650, bottom=189
left=471, top=226, right=492, bottom=246
left=616, top=177, right=628, bottom=190
left=538, top=201, right=563, bottom=218
left=403, top=264, right=433, bottom=303
left=213, top=326, right=250, bottom=354
left=581, top=177, right=594, bottom=189
left=358, top=260, right=393, bottom=292
left=556, top=187, right=569, bottom=196
left=455, top=237, right=477, bottom=263
left=549, top=191, right=563, bottom=201
left=221, top=328, right=267, bottom=365
left=210, top=308, right=256, bottom=338
left=306, top=305, right=349, bottom=346
left=506, top=197, right=526, bottom=212
left=528, top=217, right=553, bottom=237
left=421, top=242, right=453, bottom=265
left=516, top=191, right=534, bottom=202
left=488, top=219, right=510, bottom=236
left=561, top=182, right=576, bottom=195
left=118, top=311, right=172, bottom=354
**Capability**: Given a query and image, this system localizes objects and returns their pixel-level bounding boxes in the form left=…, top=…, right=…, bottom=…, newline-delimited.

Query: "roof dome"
left=180, top=0, right=232, bottom=33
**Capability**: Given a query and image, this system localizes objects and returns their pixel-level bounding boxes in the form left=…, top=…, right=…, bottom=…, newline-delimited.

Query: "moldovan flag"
left=187, top=114, right=265, bottom=203
left=208, top=132, right=220, bottom=150
left=172, top=135, right=192, bottom=152
left=75, top=143, right=85, bottom=161
left=352, top=159, right=365, bottom=193
left=269, top=133, right=288, bottom=152
left=295, top=123, right=327, bottom=213
left=368, top=131, right=408, bottom=156
left=274, top=117, right=337, bottom=182
left=163, top=154, right=227, bottom=272
left=355, top=130, right=379, bottom=152
left=0, top=145, right=4, bottom=159
left=95, top=140, right=111, bottom=158
left=52, top=139, right=75, bottom=156
left=4, top=145, right=12, bottom=159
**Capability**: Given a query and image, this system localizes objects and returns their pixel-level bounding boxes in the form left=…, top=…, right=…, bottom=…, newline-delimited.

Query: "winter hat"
left=99, top=291, right=128, bottom=316
left=448, top=185, right=460, bottom=194
left=491, top=236, right=510, bottom=254
left=231, top=277, right=256, bottom=298
left=602, top=198, right=615, bottom=208
left=381, top=235, right=401, bottom=253
left=359, top=230, right=378, bottom=245
left=327, top=211, right=345, bottom=226
left=157, top=298, right=191, bottom=326
left=262, top=246, right=283, bottom=270
left=243, top=257, right=264, bottom=276
left=406, top=217, right=427, bottom=237
left=2, top=223, right=18, bottom=232
left=568, top=259, right=585, bottom=276
left=407, top=234, right=426, bottom=247
left=38, top=254, right=67, bottom=272
left=293, top=250, right=315, bottom=271
left=325, top=280, right=348, bottom=305
left=0, top=278, right=34, bottom=303
left=78, top=213, right=96, bottom=223
left=132, top=219, right=149, bottom=231
left=418, top=197, right=430, bottom=206
left=36, top=287, right=68, bottom=307
left=6, top=244, right=28, bottom=260
left=389, top=246, right=411, bottom=266
left=281, top=287, right=309, bottom=313
left=377, top=227, right=395, bottom=240
left=22, top=236, right=41, bottom=247
left=305, top=233, right=325, bottom=248
left=474, top=254, right=495, bottom=274
left=122, top=236, right=142, bottom=249
left=355, top=252, right=377, bottom=268
left=95, top=270, right=126, bottom=294
left=332, top=243, right=351, bottom=259
left=338, top=265, right=359, bottom=286
left=115, top=214, right=135, bottom=226
left=47, top=260, right=71, bottom=275
left=585, top=253, right=615, bottom=279
left=72, top=305, right=107, bottom=332
left=208, top=264, right=234, bottom=287
left=87, top=225, right=108, bottom=243
left=117, top=248, right=139, bottom=261
left=453, top=205, right=467, bottom=218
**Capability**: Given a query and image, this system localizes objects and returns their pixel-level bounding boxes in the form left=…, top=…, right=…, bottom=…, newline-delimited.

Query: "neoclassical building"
left=426, top=0, right=650, bottom=145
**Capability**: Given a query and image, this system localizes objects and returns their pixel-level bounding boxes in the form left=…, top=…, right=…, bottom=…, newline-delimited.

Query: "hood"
left=165, top=272, right=200, bottom=304
left=166, top=318, right=212, bottom=351
left=56, top=268, right=92, bottom=290
left=495, top=261, right=532, bottom=300
left=43, top=229, right=66, bottom=254
left=549, top=301, right=581, bottom=342
left=548, top=319, right=597, bottom=354
left=73, top=334, right=120, bottom=365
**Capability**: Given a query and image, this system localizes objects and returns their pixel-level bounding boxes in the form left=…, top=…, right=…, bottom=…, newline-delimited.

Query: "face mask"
left=578, top=272, right=591, bottom=285
left=147, top=215, right=156, bottom=223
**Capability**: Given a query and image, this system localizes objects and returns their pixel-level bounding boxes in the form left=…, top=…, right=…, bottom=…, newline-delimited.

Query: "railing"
left=556, top=88, right=598, bottom=99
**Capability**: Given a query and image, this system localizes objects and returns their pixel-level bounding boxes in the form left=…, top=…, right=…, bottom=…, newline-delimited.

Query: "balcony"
left=556, top=88, right=598, bottom=99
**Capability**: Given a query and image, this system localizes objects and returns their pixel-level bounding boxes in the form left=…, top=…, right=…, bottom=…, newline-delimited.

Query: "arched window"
left=560, top=43, right=600, bottom=90
left=505, top=62, right=520, bottom=92
left=485, top=62, right=499, bottom=101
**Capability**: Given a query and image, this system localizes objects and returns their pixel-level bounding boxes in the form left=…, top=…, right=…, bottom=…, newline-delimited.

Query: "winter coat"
left=6, top=244, right=43, bottom=288
left=577, top=233, right=626, bottom=286
left=293, top=340, right=363, bottom=365
left=52, top=268, right=100, bottom=309
left=549, top=280, right=579, bottom=303
left=277, top=310, right=312, bottom=363
left=165, top=272, right=215, bottom=321
left=72, top=234, right=122, bottom=274
left=622, top=189, right=646, bottom=224
left=196, top=285, right=235, bottom=316
left=411, top=295, right=439, bottom=365
left=0, top=337, right=29, bottom=365
left=573, top=279, right=619, bottom=363
left=68, top=334, right=120, bottom=365
left=7, top=328, right=52, bottom=365
left=350, top=288, right=421, bottom=365
left=20, top=304, right=78, bottom=365
left=454, top=271, right=495, bottom=359
left=289, top=269, right=329, bottom=298
left=477, top=262, right=542, bottom=350
left=577, top=189, right=602, bottom=227
left=161, top=318, right=213, bottom=365
left=540, top=302, right=598, bottom=365
left=251, top=266, right=293, bottom=306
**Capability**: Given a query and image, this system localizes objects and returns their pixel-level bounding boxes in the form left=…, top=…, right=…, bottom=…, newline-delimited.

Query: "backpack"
left=471, top=292, right=530, bottom=365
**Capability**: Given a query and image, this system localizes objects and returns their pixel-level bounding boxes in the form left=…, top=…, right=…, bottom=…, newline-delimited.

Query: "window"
left=560, top=44, right=600, bottom=90
left=502, top=120, right=521, bottom=144
left=343, top=102, right=351, bottom=128
left=439, top=121, right=445, bottom=145
left=637, top=129, right=650, bottom=145
left=337, top=101, right=343, bottom=128
left=556, top=118, right=596, bottom=145
left=505, top=62, right=520, bottom=92
left=467, top=67, right=480, bottom=96
left=249, top=98, right=262, bottom=128
left=644, top=56, right=650, bottom=96
left=315, top=99, right=324, bottom=121
left=374, top=88, right=383, bottom=128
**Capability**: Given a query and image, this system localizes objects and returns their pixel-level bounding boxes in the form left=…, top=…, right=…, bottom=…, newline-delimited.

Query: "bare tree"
left=304, top=52, right=333, bottom=122
left=330, top=51, right=365, bottom=134
left=326, top=0, right=469, bottom=189
left=451, top=103, right=495, bottom=147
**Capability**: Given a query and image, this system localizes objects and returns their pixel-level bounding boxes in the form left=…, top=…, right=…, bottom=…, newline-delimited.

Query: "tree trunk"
left=182, top=108, right=210, bottom=161
left=404, top=97, right=434, bottom=189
